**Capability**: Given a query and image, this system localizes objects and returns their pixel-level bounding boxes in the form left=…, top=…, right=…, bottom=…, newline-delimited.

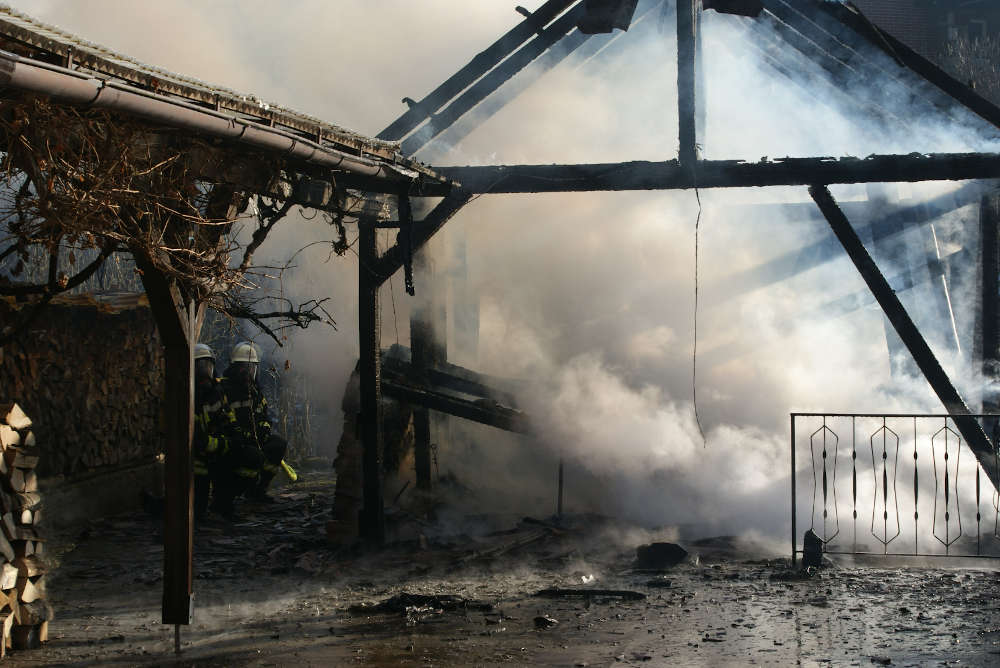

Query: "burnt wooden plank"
left=434, top=154, right=1000, bottom=193
left=381, top=379, right=530, bottom=436
left=810, top=184, right=999, bottom=491
left=378, top=0, right=579, bottom=142
left=677, top=0, right=698, bottom=168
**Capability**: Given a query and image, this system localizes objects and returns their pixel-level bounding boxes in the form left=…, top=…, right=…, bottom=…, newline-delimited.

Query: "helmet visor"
left=195, top=357, right=215, bottom=381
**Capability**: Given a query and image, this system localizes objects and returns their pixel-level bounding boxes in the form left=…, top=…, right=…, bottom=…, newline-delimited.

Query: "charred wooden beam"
left=423, top=0, right=663, bottom=160
left=409, top=248, right=443, bottom=490
left=377, top=0, right=579, bottom=141
left=381, top=379, right=531, bottom=436
left=130, top=250, right=194, bottom=626
left=382, top=351, right=521, bottom=408
left=810, top=184, right=1000, bottom=491
left=677, top=0, right=698, bottom=169
left=817, top=0, right=1000, bottom=133
left=357, top=217, right=384, bottom=544
left=434, top=154, right=1000, bottom=193
left=373, top=189, right=473, bottom=284
left=399, top=4, right=588, bottom=156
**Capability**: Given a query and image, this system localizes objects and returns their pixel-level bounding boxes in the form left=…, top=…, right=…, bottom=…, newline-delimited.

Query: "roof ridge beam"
left=377, top=0, right=579, bottom=142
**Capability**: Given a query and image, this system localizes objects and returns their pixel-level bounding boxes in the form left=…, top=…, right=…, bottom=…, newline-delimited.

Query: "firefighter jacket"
left=220, top=372, right=274, bottom=480
left=193, top=377, right=236, bottom=476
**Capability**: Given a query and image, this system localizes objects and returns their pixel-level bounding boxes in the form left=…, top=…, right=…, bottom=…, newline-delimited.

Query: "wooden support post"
left=358, top=217, right=385, bottom=543
left=677, top=0, right=698, bottom=169
left=811, top=184, right=1000, bottom=490
left=131, top=250, right=195, bottom=626
left=161, top=318, right=194, bottom=627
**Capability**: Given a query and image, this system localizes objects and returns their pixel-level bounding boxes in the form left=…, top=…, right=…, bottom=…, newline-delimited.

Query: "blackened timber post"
left=810, top=184, right=1000, bottom=490
left=677, top=0, right=698, bottom=169
left=411, top=247, right=434, bottom=490
left=358, top=216, right=385, bottom=543
left=131, top=248, right=196, bottom=629
left=160, top=304, right=195, bottom=630
left=981, top=194, right=999, bottom=383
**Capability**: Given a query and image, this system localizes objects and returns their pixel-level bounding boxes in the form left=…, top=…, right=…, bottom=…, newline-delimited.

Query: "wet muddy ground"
left=7, top=472, right=1000, bottom=666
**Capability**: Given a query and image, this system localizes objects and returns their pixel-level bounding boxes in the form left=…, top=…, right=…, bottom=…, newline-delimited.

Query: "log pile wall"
left=0, top=294, right=165, bottom=478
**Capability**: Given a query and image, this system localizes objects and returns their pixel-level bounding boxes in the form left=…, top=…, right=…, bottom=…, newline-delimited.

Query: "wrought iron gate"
left=791, top=413, right=1000, bottom=562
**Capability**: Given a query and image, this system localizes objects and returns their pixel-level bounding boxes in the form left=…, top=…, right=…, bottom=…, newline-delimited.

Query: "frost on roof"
left=0, top=3, right=401, bottom=156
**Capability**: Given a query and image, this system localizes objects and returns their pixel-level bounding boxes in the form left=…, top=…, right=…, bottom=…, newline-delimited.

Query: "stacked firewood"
left=0, top=294, right=165, bottom=477
left=0, top=402, right=52, bottom=654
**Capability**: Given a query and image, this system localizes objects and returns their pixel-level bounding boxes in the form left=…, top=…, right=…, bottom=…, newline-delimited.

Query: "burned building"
left=0, top=0, right=999, bottom=664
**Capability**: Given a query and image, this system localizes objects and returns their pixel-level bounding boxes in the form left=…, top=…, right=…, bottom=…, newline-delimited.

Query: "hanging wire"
left=692, top=186, right=707, bottom=446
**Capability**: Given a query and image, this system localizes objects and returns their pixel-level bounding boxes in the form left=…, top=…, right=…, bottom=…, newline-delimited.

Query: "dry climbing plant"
left=0, top=97, right=346, bottom=345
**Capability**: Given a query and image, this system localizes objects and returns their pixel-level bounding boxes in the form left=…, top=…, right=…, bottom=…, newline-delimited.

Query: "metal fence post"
left=791, top=413, right=797, bottom=566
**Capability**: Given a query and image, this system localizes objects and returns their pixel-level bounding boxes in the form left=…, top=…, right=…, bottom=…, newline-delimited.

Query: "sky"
left=9, top=1, right=1000, bottom=541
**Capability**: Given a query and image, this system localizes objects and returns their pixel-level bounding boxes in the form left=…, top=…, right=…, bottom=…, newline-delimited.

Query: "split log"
left=13, top=600, right=49, bottom=626
left=14, top=492, right=40, bottom=511
left=21, top=471, right=36, bottom=494
left=0, top=404, right=31, bottom=432
left=0, top=426, right=18, bottom=450
left=0, top=533, right=13, bottom=563
left=0, top=564, right=16, bottom=591
left=1, top=300, right=167, bottom=477
left=8, top=469, right=23, bottom=493
left=4, top=449, right=39, bottom=471
left=0, top=613, right=10, bottom=657
left=13, top=557, right=44, bottom=579
left=15, top=577, right=40, bottom=604
left=18, top=510, right=31, bottom=526
left=1, top=514, right=14, bottom=541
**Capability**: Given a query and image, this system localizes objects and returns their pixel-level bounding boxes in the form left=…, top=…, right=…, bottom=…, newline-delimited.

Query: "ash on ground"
left=10, top=471, right=1000, bottom=667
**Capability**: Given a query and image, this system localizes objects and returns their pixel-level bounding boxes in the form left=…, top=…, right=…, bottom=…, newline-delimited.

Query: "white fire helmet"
left=231, top=341, right=260, bottom=364
left=193, top=343, right=215, bottom=361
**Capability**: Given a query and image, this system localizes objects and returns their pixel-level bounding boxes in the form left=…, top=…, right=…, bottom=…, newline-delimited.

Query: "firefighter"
left=219, top=341, right=287, bottom=507
left=192, top=343, right=235, bottom=520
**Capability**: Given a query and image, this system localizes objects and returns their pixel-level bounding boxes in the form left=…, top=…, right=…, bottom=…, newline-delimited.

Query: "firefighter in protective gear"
left=192, top=343, right=236, bottom=520
left=219, top=341, right=287, bottom=507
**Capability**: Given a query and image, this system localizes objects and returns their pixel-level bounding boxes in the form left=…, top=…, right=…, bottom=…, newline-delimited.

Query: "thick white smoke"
left=16, top=2, right=1000, bottom=538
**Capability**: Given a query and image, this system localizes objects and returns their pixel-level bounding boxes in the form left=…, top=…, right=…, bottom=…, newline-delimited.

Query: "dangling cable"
left=693, top=186, right=707, bottom=447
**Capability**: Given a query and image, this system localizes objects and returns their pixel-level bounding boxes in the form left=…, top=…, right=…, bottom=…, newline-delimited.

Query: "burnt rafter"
left=812, top=0, right=1000, bottom=134
left=377, top=0, right=579, bottom=142
left=435, top=154, right=1000, bottom=193
left=399, top=3, right=590, bottom=156
left=810, top=185, right=1000, bottom=491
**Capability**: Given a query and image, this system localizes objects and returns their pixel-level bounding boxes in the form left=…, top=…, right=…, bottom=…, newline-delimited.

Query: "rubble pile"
left=0, top=402, right=52, bottom=654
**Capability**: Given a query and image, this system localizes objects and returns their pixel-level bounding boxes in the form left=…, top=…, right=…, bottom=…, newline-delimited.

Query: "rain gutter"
left=0, top=49, right=420, bottom=183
